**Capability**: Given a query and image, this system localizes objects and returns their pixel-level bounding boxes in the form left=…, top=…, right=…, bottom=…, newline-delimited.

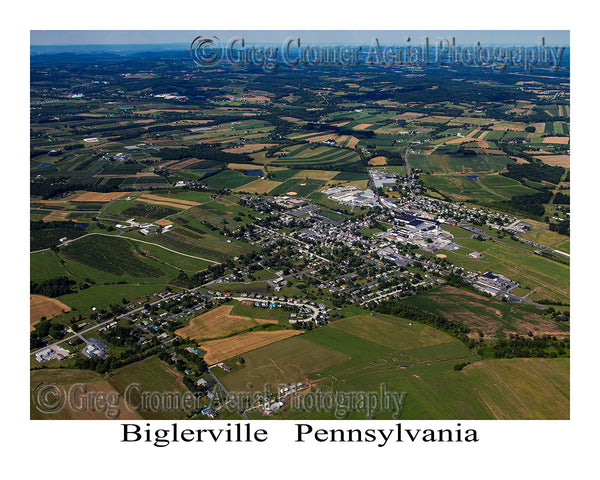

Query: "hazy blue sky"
left=31, top=30, right=569, bottom=46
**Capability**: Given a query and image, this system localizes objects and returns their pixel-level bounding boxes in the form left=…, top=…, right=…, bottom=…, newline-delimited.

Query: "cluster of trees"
left=158, top=348, right=208, bottom=393
left=30, top=275, right=76, bottom=298
left=545, top=307, right=570, bottom=322
left=174, top=346, right=208, bottom=373
left=156, top=143, right=253, bottom=163
left=30, top=177, right=89, bottom=199
left=175, top=262, right=233, bottom=289
left=492, top=334, right=569, bottom=358
left=30, top=319, right=66, bottom=348
left=501, top=162, right=565, bottom=185
left=30, top=220, right=87, bottom=251
left=502, top=190, right=552, bottom=217
left=549, top=219, right=570, bottom=236
left=553, top=192, right=570, bottom=205
left=98, top=324, right=140, bottom=347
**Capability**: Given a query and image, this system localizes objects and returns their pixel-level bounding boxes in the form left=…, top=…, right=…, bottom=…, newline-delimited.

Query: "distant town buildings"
left=473, top=271, right=518, bottom=297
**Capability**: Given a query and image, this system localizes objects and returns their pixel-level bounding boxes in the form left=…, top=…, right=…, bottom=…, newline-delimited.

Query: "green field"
left=410, top=153, right=512, bottom=174
left=317, top=209, right=348, bottom=223
left=521, top=228, right=571, bottom=253
left=439, top=239, right=570, bottom=304
left=107, top=356, right=190, bottom=420
left=459, top=358, right=569, bottom=419
left=265, top=168, right=298, bottom=182
left=230, top=301, right=295, bottom=325
left=199, top=169, right=256, bottom=189
left=219, top=310, right=569, bottom=419
left=330, top=314, right=457, bottom=351
left=422, top=173, right=538, bottom=203
left=332, top=171, right=369, bottom=181
left=269, top=178, right=326, bottom=197
left=30, top=368, right=125, bottom=420
left=56, top=282, right=177, bottom=314
left=35, top=237, right=163, bottom=283
left=30, top=232, right=211, bottom=316
left=270, top=144, right=362, bottom=170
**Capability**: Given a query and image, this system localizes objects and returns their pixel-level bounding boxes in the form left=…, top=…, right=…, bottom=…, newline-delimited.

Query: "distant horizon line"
left=31, top=40, right=571, bottom=48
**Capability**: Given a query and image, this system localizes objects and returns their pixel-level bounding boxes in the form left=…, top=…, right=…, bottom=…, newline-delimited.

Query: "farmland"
left=175, top=304, right=277, bottom=342
left=404, top=286, right=567, bottom=339
left=30, top=295, right=71, bottom=331
left=106, top=356, right=190, bottom=420
left=30, top=368, right=142, bottom=420
left=269, top=178, right=326, bottom=197
left=422, top=174, right=538, bottom=203
left=61, top=235, right=166, bottom=277
left=199, top=330, right=304, bottom=364
left=29, top=37, right=570, bottom=423
left=221, top=335, right=350, bottom=393
left=330, top=313, right=457, bottom=350
left=409, top=153, right=512, bottom=174
left=521, top=229, right=570, bottom=252
left=235, top=179, right=282, bottom=194
left=268, top=144, right=363, bottom=170
left=220, top=312, right=569, bottom=419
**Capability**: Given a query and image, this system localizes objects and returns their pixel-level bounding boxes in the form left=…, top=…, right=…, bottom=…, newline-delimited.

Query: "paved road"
left=360, top=280, right=428, bottom=306
left=31, top=287, right=322, bottom=358
left=30, top=284, right=201, bottom=357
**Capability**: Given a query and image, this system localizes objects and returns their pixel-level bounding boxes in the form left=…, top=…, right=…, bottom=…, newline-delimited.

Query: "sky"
left=30, top=30, right=570, bottom=47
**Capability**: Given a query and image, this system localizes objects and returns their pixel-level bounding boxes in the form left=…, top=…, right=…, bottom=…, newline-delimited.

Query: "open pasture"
left=460, top=358, right=569, bottom=419
left=290, top=169, right=339, bottom=181
left=30, top=369, right=142, bottom=420
left=330, top=314, right=456, bottom=351
left=70, top=191, right=131, bottom=202
left=269, top=178, right=327, bottom=197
